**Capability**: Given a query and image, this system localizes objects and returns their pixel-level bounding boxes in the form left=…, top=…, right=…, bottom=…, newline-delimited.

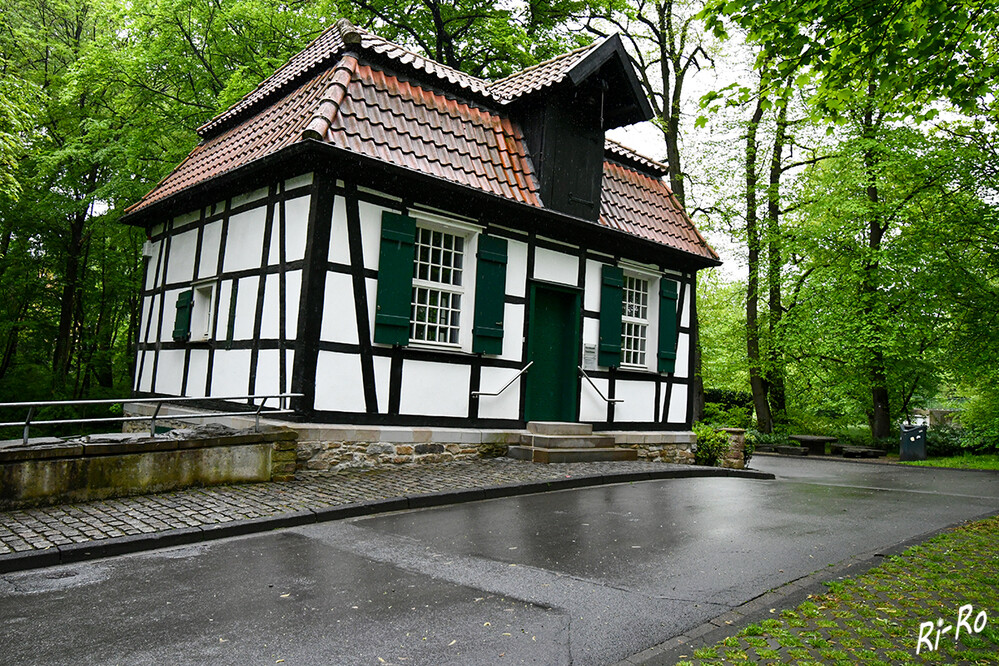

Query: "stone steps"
left=510, top=422, right=636, bottom=464
left=507, top=445, right=638, bottom=464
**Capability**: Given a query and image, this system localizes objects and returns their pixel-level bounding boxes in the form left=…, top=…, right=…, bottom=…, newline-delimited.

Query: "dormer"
left=489, top=35, right=654, bottom=221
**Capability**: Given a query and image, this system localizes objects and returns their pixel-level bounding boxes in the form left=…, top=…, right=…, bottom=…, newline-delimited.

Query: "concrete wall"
left=0, top=428, right=297, bottom=510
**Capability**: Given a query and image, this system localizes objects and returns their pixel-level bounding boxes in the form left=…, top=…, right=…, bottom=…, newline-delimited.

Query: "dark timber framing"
left=130, top=142, right=710, bottom=431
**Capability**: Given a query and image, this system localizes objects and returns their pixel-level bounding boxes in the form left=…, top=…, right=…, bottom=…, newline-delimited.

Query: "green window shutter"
left=472, top=235, right=508, bottom=355
left=373, top=212, right=416, bottom=346
left=172, top=290, right=193, bottom=342
left=598, top=265, right=623, bottom=367
left=658, top=279, right=679, bottom=373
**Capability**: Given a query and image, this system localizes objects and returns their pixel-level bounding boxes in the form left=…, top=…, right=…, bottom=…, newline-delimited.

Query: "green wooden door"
left=524, top=284, right=580, bottom=422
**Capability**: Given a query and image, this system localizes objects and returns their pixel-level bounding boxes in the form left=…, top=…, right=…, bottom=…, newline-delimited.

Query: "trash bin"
left=899, top=422, right=927, bottom=461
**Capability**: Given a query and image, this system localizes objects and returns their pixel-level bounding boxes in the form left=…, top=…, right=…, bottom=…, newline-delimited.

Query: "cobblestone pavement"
left=0, top=459, right=696, bottom=554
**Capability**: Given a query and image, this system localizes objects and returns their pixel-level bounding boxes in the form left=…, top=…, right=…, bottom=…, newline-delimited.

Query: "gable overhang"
left=565, top=34, right=654, bottom=128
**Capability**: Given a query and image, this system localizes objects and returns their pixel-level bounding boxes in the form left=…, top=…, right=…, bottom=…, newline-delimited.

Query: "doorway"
left=524, top=283, right=581, bottom=422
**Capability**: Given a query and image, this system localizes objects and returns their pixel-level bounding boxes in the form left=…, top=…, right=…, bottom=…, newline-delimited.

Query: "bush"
left=693, top=422, right=729, bottom=467
left=746, top=428, right=791, bottom=449
left=925, top=424, right=965, bottom=457
left=702, top=402, right=752, bottom=429
left=704, top=388, right=753, bottom=412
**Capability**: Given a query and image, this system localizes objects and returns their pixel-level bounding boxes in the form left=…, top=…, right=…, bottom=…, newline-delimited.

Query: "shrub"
left=745, top=428, right=792, bottom=449
left=925, top=424, right=965, bottom=457
left=693, top=422, right=729, bottom=467
left=704, top=388, right=753, bottom=412
left=702, top=402, right=752, bottom=429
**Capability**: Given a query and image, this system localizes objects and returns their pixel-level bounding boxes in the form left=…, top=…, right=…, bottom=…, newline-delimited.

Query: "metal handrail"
left=0, top=393, right=303, bottom=443
left=471, top=361, right=533, bottom=398
left=578, top=366, right=624, bottom=404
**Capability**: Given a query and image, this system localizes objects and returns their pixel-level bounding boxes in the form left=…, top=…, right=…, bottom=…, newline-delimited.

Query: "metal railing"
left=0, top=393, right=303, bottom=444
left=578, top=367, right=623, bottom=404
left=471, top=361, right=533, bottom=398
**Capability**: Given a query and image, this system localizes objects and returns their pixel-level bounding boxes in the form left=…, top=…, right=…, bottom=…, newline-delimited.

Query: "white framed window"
left=410, top=225, right=468, bottom=346
left=621, top=274, right=650, bottom=367
left=190, top=281, right=216, bottom=342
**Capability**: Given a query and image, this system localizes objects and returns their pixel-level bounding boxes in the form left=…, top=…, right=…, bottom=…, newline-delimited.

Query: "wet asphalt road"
left=1, top=457, right=997, bottom=665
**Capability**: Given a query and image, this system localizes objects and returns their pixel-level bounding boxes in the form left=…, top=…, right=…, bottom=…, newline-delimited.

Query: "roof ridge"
left=487, top=39, right=603, bottom=91
left=301, top=54, right=359, bottom=141
left=604, top=138, right=669, bottom=174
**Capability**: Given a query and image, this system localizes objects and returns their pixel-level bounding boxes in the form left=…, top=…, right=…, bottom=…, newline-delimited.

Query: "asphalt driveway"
left=1, top=456, right=996, bottom=665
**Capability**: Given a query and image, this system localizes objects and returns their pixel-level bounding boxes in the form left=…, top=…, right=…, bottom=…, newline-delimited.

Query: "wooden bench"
left=789, top=435, right=837, bottom=456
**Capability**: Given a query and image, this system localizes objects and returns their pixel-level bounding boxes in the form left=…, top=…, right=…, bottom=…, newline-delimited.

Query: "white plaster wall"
left=284, top=350, right=295, bottom=394
left=681, top=281, right=691, bottom=329
left=166, top=229, right=198, bottom=285
left=505, top=239, right=528, bottom=298
left=329, top=196, right=350, bottom=265
left=582, top=316, right=599, bottom=347
left=211, top=350, right=252, bottom=397
left=172, top=210, right=200, bottom=229
left=282, top=195, right=310, bottom=264
left=399, top=361, right=470, bottom=417
left=373, top=356, right=392, bottom=413
left=359, top=200, right=400, bottom=270
left=153, top=349, right=186, bottom=395
left=144, top=242, right=163, bottom=291
left=231, top=185, right=268, bottom=209
left=285, top=270, right=302, bottom=339
left=321, top=272, right=358, bottom=344
left=314, top=351, right=366, bottom=413
left=186, top=349, right=210, bottom=397
left=214, top=281, right=233, bottom=339
left=365, top=277, right=378, bottom=336
left=674, top=332, right=690, bottom=379
left=613, top=380, right=656, bottom=422
left=138, top=295, right=156, bottom=343
left=285, top=172, right=313, bottom=190
left=136, top=352, right=153, bottom=393
left=253, top=350, right=281, bottom=400
left=533, top=246, right=578, bottom=286
left=666, top=384, right=688, bottom=423
left=230, top=276, right=259, bottom=341
left=223, top=206, right=267, bottom=273
left=579, top=376, right=610, bottom=422
left=500, top=303, right=525, bottom=361
left=583, top=259, right=603, bottom=312
left=476, top=366, right=523, bottom=420
left=198, top=221, right=222, bottom=278
left=259, top=274, right=281, bottom=340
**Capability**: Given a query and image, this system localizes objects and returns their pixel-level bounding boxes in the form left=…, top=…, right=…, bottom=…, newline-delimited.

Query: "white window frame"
left=407, top=211, right=480, bottom=352
left=621, top=273, right=651, bottom=369
left=190, top=280, right=217, bottom=342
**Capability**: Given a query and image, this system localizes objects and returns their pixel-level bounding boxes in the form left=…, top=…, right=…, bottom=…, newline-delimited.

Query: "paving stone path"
left=0, top=459, right=697, bottom=554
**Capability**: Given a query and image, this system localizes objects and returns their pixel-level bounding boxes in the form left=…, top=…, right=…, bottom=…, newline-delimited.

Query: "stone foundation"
left=293, top=427, right=522, bottom=473
left=606, top=431, right=697, bottom=465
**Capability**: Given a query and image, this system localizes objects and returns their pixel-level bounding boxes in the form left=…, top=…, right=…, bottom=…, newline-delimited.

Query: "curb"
left=0, top=466, right=773, bottom=574
left=614, top=507, right=999, bottom=665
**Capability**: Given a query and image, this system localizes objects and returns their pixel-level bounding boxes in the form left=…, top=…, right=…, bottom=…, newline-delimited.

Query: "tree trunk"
left=746, top=92, right=773, bottom=433
left=861, top=94, right=892, bottom=440
left=53, top=211, right=86, bottom=383
left=766, top=93, right=789, bottom=425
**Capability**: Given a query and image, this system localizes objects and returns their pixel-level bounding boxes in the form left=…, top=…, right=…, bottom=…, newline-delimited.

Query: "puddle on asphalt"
left=2, top=561, right=112, bottom=594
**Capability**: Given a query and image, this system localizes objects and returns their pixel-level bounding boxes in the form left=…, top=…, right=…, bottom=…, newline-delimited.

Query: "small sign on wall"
left=583, top=343, right=597, bottom=371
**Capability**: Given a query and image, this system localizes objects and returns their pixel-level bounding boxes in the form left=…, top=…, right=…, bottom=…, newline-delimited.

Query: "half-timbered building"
left=122, top=19, right=720, bottom=441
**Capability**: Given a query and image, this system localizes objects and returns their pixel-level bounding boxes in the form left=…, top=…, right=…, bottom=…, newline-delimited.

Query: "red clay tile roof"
left=126, top=21, right=716, bottom=262
left=198, top=19, right=488, bottom=139
left=604, top=138, right=668, bottom=176
left=486, top=39, right=604, bottom=100
left=126, top=55, right=540, bottom=214
left=600, top=158, right=718, bottom=261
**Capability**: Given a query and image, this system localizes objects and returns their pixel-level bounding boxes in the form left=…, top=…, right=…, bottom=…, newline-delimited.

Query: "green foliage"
left=745, top=428, right=790, bottom=449
left=701, top=402, right=751, bottom=429
left=692, top=421, right=729, bottom=466
left=925, top=424, right=966, bottom=458
left=703, top=388, right=753, bottom=412
left=958, top=388, right=999, bottom=453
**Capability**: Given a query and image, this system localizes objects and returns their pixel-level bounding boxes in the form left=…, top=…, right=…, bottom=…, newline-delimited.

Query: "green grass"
left=675, top=515, right=999, bottom=664
left=901, top=453, right=999, bottom=470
